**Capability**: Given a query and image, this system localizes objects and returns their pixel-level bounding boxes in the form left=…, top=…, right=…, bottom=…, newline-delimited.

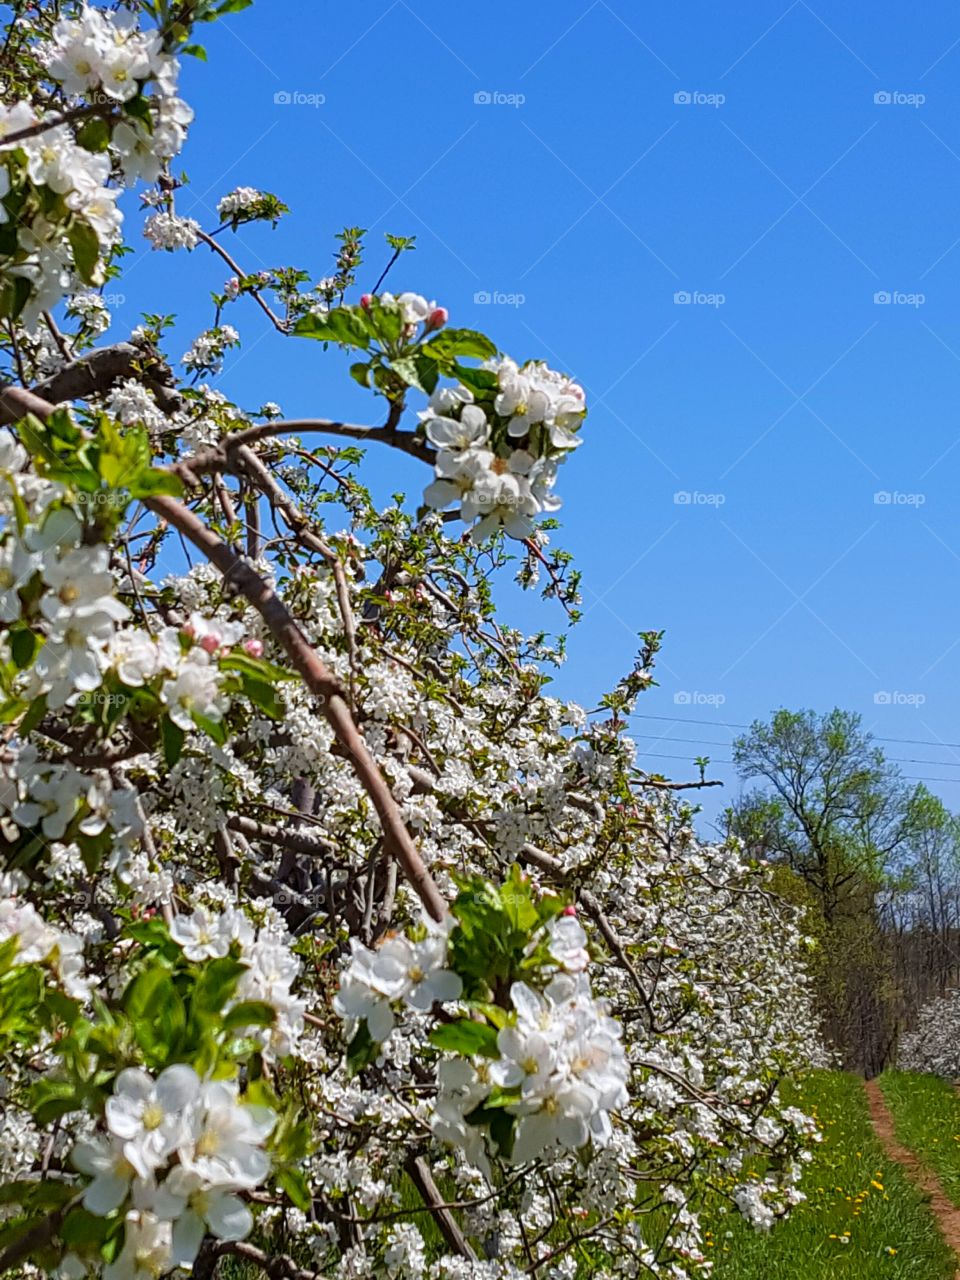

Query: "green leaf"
left=453, top=364, right=499, bottom=396
left=161, top=716, right=185, bottom=767
left=219, top=652, right=295, bottom=682
left=0, top=275, right=32, bottom=322
left=223, top=1000, right=276, bottom=1032
left=276, top=1165, right=312, bottom=1211
left=191, top=710, right=227, bottom=745
left=294, top=309, right=371, bottom=350
left=61, top=1208, right=112, bottom=1248
left=0, top=1180, right=73, bottom=1210
left=76, top=118, right=112, bottom=152
left=238, top=673, right=285, bottom=719
left=127, top=468, right=183, bottom=499
left=193, top=957, right=248, bottom=1016
left=346, top=1021, right=379, bottom=1074
left=423, top=328, right=497, bottom=361
left=429, top=1018, right=499, bottom=1059
left=18, top=694, right=47, bottom=737
left=29, top=1077, right=84, bottom=1127
left=9, top=628, right=39, bottom=671
left=67, top=219, right=100, bottom=286
left=182, top=43, right=208, bottom=60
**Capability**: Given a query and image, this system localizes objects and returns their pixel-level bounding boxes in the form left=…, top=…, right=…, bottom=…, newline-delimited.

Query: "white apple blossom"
left=105, top=1065, right=200, bottom=1179
left=103, top=1212, right=173, bottom=1280
left=177, top=1080, right=274, bottom=1188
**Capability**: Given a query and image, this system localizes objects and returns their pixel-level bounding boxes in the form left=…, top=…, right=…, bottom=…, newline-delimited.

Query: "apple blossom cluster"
left=0, top=885, right=93, bottom=998
left=47, top=6, right=178, bottom=113
left=0, top=102, right=121, bottom=326
left=171, top=902, right=306, bottom=1059
left=143, top=211, right=201, bottom=252
left=899, top=988, right=960, bottom=1077
left=0, top=744, right=142, bottom=873
left=182, top=324, right=241, bottom=376
left=334, top=918, right=462, bottom=1042
left=72, top=1066, right=275, bottom=1271
left=110, top=613, right=237, bottom=732
left=217, top=186, right=264, bottom=222
left=368, top=290, right=447, bottom=338
left=0, top=5, right=194, bottom=323
left=420, top=357, right=585, bottom=540
left=438, top=973, right=630, bottom=1167
left=336, top=898, right=630, bottom=1170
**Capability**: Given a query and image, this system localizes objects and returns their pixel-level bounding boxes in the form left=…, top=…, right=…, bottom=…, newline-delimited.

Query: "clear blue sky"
left=121, top=1, right=960, bottom=834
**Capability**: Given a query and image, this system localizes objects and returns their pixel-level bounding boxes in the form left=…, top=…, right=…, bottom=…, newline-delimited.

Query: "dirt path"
left=864, top=1079, right=960, bottom=1271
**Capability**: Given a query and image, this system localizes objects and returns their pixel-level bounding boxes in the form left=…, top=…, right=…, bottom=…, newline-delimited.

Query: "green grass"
left=879, top=1069, right=960, bottom=1206
left=223, top=1071, right=957, bottom=1278
left=707, top=1071, right=956, bottom=1278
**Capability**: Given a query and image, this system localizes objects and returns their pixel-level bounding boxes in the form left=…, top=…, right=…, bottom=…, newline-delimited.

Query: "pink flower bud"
left=244, top=638, right=264, bottom=658
left=200, top=633, right=220, bottom=654
left=562, top=904, right=578, bottom=917
left=181, top=622, right=196, bottom=639
left=426, top=306, right=448, bottom=330
left=360, top=294, right=373, bottom=310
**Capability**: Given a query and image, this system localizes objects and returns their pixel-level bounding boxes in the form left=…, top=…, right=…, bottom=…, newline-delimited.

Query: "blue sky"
left=121, top=1, right=960, bottom=834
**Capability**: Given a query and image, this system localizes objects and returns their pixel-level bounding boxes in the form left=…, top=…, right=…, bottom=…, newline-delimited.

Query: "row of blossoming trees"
left=0, top=4, right=824, bottom=1278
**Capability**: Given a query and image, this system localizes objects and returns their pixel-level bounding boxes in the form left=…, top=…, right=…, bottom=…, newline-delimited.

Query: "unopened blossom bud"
left=200, top=633, right=220, bottom=654
left=360, top=294, right=373, bottom=309
left=426, top=306, right=448, bottom=330
left=181, top=622, right=196, bottom=640
left=244, top=638, right=264, bottom=658
left=562, top=904, right=578, bottom=917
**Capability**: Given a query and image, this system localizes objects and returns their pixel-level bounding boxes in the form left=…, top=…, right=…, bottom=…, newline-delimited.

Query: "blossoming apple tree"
left=0, top=4, right=824, bottom=1278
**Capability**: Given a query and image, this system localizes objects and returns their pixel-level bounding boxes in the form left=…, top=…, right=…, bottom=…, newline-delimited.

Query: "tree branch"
left=179, top=416, right=435, bottom=479
left=405, top=1153, right=478, bottom=1261
left=0, top=384, right=448, bottom=923
left=0, top=343, right=182, bottom=421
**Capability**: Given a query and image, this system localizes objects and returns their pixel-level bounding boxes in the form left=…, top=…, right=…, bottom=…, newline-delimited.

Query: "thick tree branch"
left=0, top=343, right=182, bottom=421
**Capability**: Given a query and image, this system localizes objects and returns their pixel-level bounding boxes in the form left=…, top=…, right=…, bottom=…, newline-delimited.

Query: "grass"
left=879, top=1069, right=960, bottom=1206
left=707, top=1071, right=956, bottom=1279
left=223, top=1071, right=957, bottom=1278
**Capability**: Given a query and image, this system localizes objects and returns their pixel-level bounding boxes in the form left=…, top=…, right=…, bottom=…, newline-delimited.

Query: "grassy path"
left=878, top=1072, right=960, bottom=1207
left=865, top=1079, right=960, bottom=1274
left=707, top=1072, right=956, bottom=1278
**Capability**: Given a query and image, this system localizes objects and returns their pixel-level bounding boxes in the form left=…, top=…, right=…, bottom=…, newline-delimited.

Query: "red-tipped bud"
left=360, top=294, right=373, bottom=310
left=244, top=638, right=264, bottom=658
left=181, top=622, right=196, bottom=640
left=562, top=904, right=578, bottom=917
left=200, top=633, right=220, bottom=654
left=426, top=306, right=448, bottom=331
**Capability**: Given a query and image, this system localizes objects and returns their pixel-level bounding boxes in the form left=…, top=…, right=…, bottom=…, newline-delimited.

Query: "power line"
left=629, top=731, right=960, bottom=771
left=632, top=750, right=960, bottom=786
left=629, top=712, right=960, bottom=753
